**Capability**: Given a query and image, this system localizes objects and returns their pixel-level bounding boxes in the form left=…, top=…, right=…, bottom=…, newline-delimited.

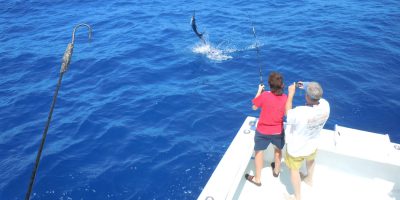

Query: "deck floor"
left=236, top=159, right=398, bottom=200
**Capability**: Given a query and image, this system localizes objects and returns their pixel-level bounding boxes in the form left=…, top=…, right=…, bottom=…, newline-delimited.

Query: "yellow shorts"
left=285, top=149, right=317, bottom=170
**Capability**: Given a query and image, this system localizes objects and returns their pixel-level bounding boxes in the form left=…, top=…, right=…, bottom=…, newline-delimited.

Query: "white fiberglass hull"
left=198, top=116, right=400, bottom=200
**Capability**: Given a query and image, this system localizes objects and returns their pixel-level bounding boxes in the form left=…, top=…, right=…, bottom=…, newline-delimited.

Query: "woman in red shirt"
left=245, top=72, right=287, bottom=186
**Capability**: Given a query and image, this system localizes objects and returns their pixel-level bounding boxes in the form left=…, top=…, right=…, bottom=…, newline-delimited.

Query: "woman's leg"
left=254, top=150, right=264, bottom=183
left=274, top=148, right=282, bottom=173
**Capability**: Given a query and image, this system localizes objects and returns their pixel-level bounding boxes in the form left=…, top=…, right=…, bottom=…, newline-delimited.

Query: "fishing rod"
left=25, top=23, right=92, bottom=200
left=252, top=24, right=263, bottom=85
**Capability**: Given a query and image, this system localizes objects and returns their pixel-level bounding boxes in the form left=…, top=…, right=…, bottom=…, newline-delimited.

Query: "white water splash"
left=192, top=39, right=265, bottom=61
left=192, top=42, right=233, bottom=61
left=248, top=42, right=261, bottom=50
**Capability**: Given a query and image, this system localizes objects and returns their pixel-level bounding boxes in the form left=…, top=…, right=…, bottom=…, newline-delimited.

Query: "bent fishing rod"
left=252, top=25, right=263, bottom=86
left=25, top=23, right=92, bottom=200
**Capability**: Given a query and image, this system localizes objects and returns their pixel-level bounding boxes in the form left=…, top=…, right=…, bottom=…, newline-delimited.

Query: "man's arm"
left=252, top=84, right=264, bottom=110
left=285, top=82, right=296, bottom=116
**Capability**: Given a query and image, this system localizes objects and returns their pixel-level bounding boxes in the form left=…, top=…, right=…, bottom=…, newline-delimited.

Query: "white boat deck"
left=198, top=116, right=400, bottom=200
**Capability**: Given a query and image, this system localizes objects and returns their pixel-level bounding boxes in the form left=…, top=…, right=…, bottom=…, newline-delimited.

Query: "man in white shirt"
left=285, top=82, right=330, bottom=200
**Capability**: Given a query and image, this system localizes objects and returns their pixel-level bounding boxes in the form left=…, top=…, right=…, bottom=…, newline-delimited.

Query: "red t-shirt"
left=252, top=91, right=287, bottom=135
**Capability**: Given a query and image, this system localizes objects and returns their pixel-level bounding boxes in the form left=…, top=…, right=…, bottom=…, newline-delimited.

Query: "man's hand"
left=285, top=82, right=296, bottom=116
left=288, top=82, right=296, bottom=97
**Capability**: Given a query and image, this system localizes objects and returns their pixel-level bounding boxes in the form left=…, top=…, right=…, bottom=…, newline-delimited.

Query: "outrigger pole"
left=25, top=24, right=92, bottom=200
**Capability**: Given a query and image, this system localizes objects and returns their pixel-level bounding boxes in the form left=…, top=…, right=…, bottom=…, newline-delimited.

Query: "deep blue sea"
left=1, top=0, right=399, bottom=199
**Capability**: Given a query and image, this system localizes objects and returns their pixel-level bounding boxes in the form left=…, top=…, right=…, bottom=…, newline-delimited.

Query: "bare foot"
left=300, top=172, right=313, bottom=186
left=284, top=193, right=297, bottom=200
left=299, top=172, right=307, bottom=180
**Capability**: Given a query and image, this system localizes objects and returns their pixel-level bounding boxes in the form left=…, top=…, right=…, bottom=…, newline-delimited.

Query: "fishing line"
left=25, top=24, right=92, bottom=200
left=251, top=23, right=263, bottom=85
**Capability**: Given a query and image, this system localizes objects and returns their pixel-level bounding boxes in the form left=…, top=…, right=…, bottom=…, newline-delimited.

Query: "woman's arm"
left=252, top=84, right=264, bottom=110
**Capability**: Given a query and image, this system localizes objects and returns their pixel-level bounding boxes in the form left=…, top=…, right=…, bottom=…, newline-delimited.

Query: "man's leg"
left=303, top=159, right=315, bottom=186
left=290, top=168, right=301, bottom=200
left=286, top=151, right=303, bottom=200
left=254, top=150, right=263, bottom=183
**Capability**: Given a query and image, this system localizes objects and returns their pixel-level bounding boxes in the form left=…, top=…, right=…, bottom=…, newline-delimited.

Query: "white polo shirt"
left=286, top=98, right=330, bottom=157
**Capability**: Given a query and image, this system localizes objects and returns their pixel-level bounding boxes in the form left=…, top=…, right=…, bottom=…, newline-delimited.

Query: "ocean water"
left=1, top=0, right=399, bottom=199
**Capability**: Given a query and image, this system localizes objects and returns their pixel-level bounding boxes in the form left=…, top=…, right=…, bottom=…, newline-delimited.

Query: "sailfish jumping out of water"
left=191, top=11, right=206, bottom=44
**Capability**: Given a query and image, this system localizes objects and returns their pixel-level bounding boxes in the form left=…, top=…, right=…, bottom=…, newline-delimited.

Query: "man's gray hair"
left=306, top=82, right=323, bottom=101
